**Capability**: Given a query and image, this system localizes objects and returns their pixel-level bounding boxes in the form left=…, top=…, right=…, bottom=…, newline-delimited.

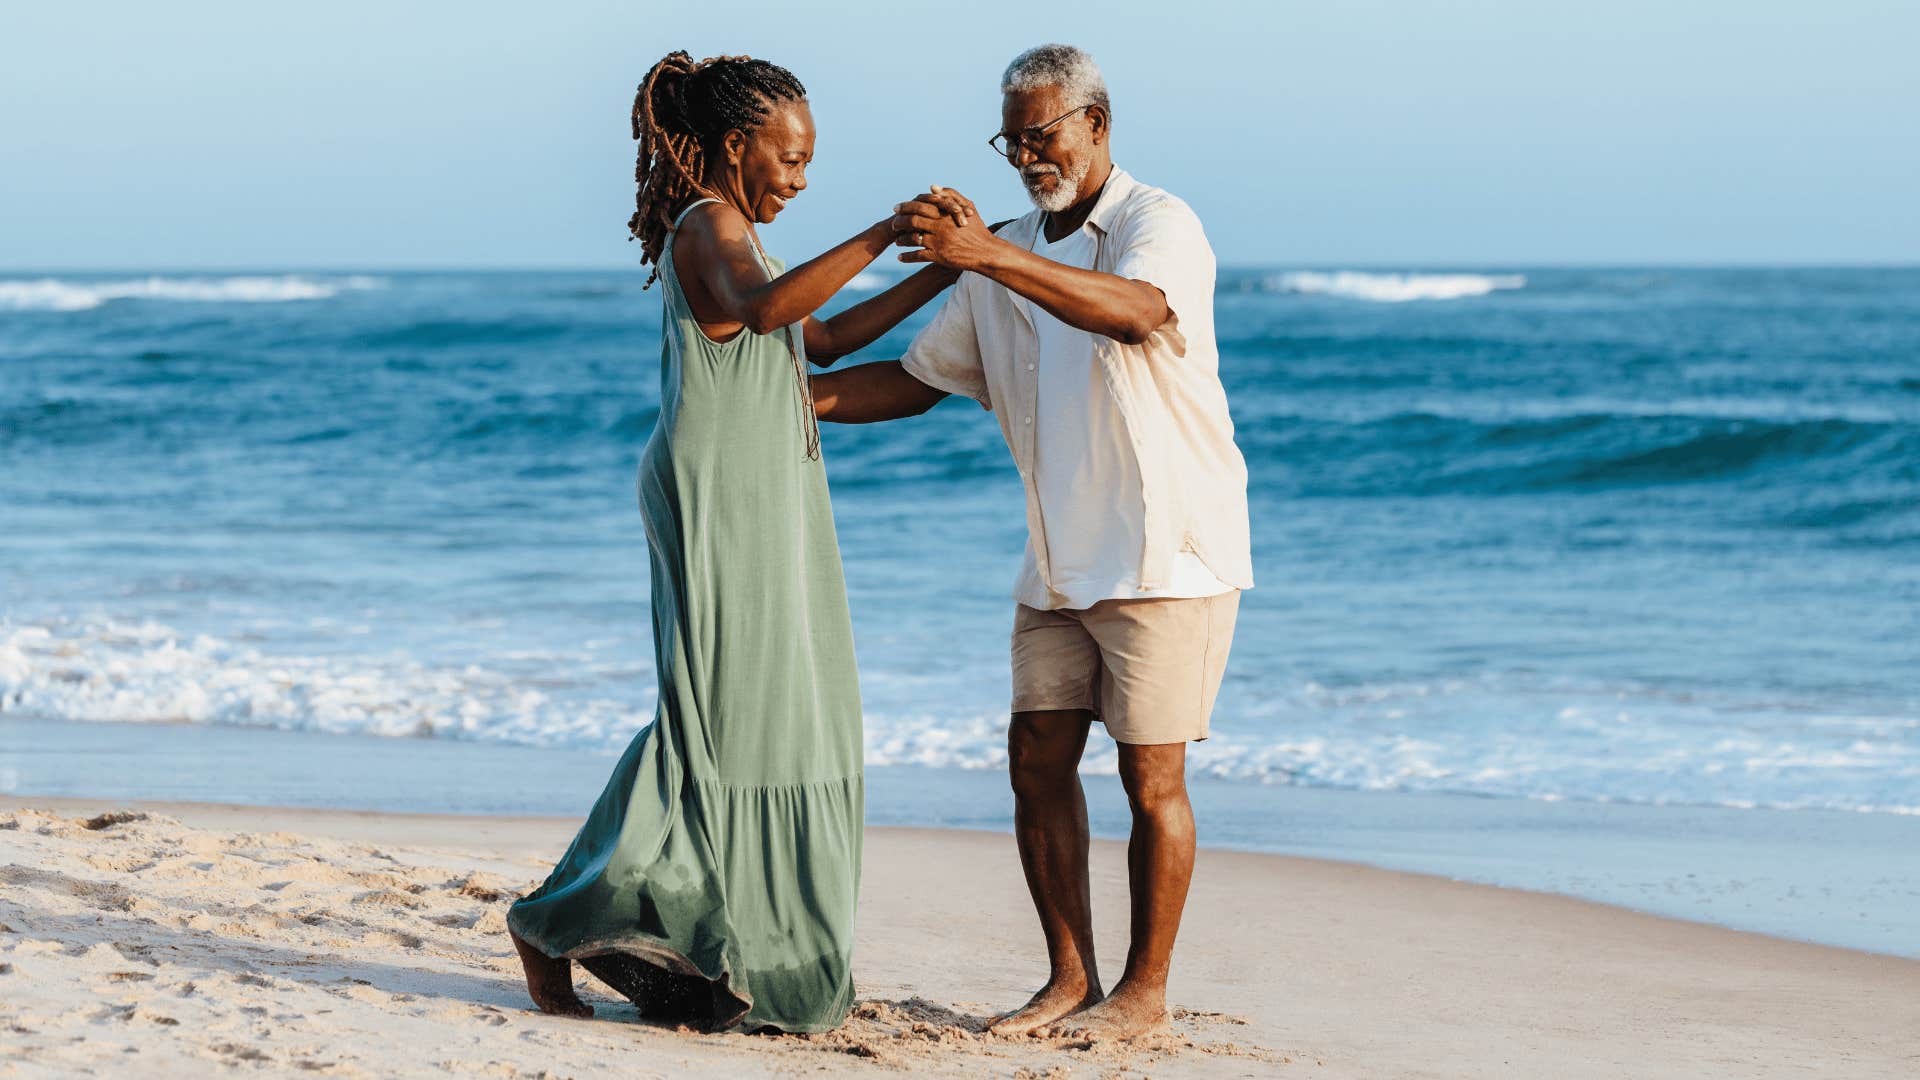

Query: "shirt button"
left=1024, top=416, right=1033, bottom=425
left=1027, top=363, right=1036, bottom=371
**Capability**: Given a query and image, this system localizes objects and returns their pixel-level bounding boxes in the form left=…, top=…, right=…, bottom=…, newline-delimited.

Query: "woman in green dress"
left=506, top=51, right=960, bottom=1033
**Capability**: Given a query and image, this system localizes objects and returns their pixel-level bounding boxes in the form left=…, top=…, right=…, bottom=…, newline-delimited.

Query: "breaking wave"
left=1267, top=271, right=1526, bottom=302
left=5, top=618, right=1915, bottom=816
left=0, top=275, right=383, bottom=312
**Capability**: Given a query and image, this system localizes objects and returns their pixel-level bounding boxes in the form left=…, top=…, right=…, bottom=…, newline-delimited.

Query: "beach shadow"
left=2, top=862, right=953, bottom=1043
left=2, top=893, right=520, bottom=1009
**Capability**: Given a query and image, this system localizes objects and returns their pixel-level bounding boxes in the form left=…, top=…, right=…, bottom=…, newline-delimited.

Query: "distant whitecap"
left=1268, top=270, right=1526, bottom=302
left=0, top=275, right=383, bottom=312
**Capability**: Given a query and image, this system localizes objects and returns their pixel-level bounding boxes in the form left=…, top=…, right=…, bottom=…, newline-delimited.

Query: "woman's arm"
left=811, top=360, right=949, bottom=423
left=801, top=265, right=962, bottom=365
left=802, top=216, right=1017, bottom=366
left=676, top=204, right=895, bottom=337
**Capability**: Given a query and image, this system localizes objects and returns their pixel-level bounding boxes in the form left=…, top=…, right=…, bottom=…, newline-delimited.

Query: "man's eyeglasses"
left=987, top=104, right=1091, bottom=159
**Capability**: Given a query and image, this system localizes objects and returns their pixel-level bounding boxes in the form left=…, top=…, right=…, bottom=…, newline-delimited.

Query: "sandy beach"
left=1, top=796, right=1914, bottom=1078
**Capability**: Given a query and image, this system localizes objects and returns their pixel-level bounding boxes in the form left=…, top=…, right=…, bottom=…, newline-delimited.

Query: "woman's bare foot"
left=987, top=976, right=1103, bottom=1037
left=1046, top=978, right=1169, bottom=1042
left=511, top=930, right=593, bottom=1018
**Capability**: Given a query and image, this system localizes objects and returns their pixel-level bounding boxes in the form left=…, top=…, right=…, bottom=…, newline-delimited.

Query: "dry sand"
left=1, top=796, right=1915, bottom=1078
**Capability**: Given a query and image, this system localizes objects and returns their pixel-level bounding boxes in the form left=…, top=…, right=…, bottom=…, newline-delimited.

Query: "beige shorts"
left=1010, top=591, right=1240, bottom=744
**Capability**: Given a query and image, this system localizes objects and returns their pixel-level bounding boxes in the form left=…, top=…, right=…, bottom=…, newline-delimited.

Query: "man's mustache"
left=1021, top=165, right=1062, bottom=184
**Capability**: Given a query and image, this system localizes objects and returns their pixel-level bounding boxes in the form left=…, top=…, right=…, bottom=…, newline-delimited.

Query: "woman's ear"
left=720, top=128, right=748, bottom=166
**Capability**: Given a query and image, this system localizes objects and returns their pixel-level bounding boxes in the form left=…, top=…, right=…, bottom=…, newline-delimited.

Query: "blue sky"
left=4, top=0, right=1916, bottom=268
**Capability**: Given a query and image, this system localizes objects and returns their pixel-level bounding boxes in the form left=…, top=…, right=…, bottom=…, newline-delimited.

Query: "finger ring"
left=915, top=232, right=925, bottom=245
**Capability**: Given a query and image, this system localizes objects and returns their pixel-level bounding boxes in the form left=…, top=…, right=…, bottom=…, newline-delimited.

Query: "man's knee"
left=1117, top=743, right=1190, bottom=814
left=1008, top=710, right=1090, bottom=799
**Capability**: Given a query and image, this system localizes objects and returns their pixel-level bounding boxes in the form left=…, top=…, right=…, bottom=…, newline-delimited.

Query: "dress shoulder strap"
left=670, top=197, right=722, bottom=231
left=667, top=198, right=774, bottom=267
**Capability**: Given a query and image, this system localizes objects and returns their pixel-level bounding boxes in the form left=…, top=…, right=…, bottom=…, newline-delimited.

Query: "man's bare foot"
left=987, top=977, right=1103, bottom=1037
left=511, top=930, right=593, bottom=1018
left=1046, top=979, right=1169, bottom=1042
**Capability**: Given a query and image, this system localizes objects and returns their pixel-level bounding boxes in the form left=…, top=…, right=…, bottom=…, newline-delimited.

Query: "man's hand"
left=891, top=187, right=1006, bottom=272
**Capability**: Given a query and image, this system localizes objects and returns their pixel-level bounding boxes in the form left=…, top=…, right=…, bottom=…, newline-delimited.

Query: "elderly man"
left=813, top=44, right=1252, bottom=1041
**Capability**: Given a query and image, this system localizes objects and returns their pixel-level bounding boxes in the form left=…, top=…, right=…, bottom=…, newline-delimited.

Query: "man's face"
left=1000, top=86, right=1097, bottom=213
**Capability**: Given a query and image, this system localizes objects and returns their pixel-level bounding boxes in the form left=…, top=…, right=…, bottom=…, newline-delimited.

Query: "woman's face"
left=725, top=99, right=815, bottom=224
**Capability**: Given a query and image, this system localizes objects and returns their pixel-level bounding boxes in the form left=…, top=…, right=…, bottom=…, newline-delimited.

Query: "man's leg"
left=1051, top=740, right=1193, bottom=1040
left=987, top=708, right=1106, bottom=1036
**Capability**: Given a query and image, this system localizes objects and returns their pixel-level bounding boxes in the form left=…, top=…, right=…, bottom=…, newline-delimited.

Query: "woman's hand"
left=891, top=187, right=1006, bottom=273
left=868, top=187, right=970, bottom=252
left=801, top=189, right=983, bottom=365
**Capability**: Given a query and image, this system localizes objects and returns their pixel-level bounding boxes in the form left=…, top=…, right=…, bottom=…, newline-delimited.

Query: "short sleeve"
left=901, top=275, right=992, bottom=409
left=1111, top=197, right=1216, bottom=357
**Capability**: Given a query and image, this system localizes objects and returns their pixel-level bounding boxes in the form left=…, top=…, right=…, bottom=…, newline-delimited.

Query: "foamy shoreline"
left=2, top=795, right=1916, bottom=1078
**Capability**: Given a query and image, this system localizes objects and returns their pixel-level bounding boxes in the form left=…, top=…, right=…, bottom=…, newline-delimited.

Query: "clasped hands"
left=885, top=187, right=1004, bottom=272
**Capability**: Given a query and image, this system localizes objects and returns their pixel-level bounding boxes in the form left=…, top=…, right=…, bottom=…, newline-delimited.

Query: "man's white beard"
left=1021, top=160, right=1089, bottom=213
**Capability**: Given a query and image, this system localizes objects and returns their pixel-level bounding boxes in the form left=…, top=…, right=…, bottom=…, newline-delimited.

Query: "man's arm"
left=892, top=192, right=1168, bottom=345
left=970, top=244, right=1167, bottom=345
left=811, top=361, right=949, bottom=423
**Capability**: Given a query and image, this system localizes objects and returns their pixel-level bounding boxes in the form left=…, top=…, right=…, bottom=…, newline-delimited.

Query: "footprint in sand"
left=351, top=888, right=424, bottom=910
left=81, top=811, right=148, bottom=831
left=0, top=864, right=141, bottom=913
left=210, top=1041, right=273, bottom=1063
left=1171, top=1006, right=1251, bottom=1026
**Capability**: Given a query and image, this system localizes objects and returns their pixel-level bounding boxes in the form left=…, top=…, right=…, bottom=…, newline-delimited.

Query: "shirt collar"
left=1082, top=164, right=1135, bottom=235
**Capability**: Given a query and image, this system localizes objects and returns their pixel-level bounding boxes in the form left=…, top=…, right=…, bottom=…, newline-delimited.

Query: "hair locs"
left=627, top=51, right=807, bottom=288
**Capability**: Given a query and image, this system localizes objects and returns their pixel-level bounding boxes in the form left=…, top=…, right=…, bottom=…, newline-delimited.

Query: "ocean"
left=2, top=266, right=1916, bottom=815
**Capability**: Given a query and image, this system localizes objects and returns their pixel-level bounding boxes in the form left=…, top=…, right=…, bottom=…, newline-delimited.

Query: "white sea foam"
left=863, top=716, right=1920, bottom=815
left=0, top=275, right=383, bottom=312
left=5, top=618, right=1916, bottom=815
left=854, top=676, right=1920, bottom=815
left=846, top=271, right=893, bottom=292
left=0, top=619, right=649, bottom=750
left=1268, top=271, right=1526, bottom=302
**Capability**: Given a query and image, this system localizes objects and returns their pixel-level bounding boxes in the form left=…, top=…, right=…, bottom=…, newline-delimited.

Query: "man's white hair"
left=1000, top=44, right=1110, bottom=113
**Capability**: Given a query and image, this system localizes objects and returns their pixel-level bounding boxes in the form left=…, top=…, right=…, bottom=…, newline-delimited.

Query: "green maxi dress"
left=507, top=198, right=863, bottom=1033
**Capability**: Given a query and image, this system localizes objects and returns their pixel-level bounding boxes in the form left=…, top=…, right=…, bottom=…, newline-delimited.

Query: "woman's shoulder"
left=673, top=200, right=742, bottom=244
left=671, top=200, right=764, bottom=269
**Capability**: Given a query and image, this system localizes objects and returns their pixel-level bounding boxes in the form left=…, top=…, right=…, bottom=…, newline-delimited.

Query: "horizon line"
left=4, top=260, right=1919, bottom=275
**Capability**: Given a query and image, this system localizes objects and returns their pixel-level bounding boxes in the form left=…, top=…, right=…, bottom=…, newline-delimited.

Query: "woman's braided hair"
left=629, top=51, right=819, bottom=460
left=629, top=51, right=807, bottom=285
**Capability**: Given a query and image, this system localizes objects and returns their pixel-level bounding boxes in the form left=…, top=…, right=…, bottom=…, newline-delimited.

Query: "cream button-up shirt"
left=902, top=167, right=1254, bottom=610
